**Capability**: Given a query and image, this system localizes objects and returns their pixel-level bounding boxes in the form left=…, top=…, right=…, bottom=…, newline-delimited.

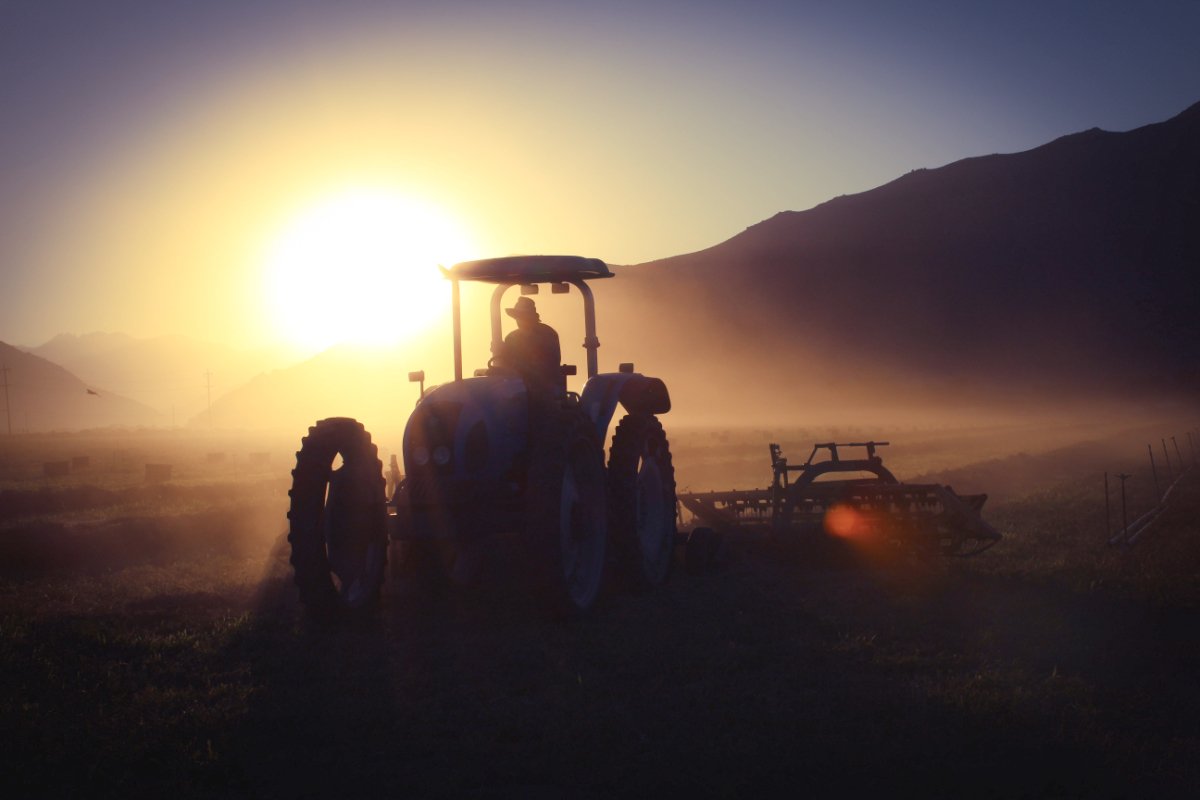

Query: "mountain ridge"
left=0, top=341, right=161, bottom=432
left=13, top=102, right=1197, bottom=430
left=24, top=332, right=290, bottom=419
left=617, top=98, right=1200, bottom=404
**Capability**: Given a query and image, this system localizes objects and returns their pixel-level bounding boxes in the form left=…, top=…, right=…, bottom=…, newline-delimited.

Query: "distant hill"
left=606, top=100, right=1200, bottom=418
left=24, top=332, right=288, bottom=421
left=196, top=342, right=439, bottom=439
left=0, top=341, right=161, bottom=432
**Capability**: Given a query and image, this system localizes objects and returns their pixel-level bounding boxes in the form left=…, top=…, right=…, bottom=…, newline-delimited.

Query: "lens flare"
left=823, top=503, right=865, bottom=538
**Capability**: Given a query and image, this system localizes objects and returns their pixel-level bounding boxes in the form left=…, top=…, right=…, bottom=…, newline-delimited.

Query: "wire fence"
left=1106, top=429, right=1198, bottom=548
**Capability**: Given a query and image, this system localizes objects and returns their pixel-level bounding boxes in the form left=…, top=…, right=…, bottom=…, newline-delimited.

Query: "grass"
left=1, top=424, right=1198, bottom=797
left=2, top=589, right=259, bottom=794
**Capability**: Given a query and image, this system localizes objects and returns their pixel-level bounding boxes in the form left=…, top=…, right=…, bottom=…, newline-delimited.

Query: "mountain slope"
left=26, top=332, right=288, bottom=419
left=0, top=341, right=161, bottom=432
left=614, top=101, right=1200, bottom=408
left=195, top=340, right=444, bottom=438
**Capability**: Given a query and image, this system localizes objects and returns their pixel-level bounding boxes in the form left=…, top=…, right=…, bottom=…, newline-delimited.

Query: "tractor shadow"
left=229, top=531, right=1198, bottom=797
left=231, top=535, right=596, bottom=795
left=223, top=534, right=403, bottom=794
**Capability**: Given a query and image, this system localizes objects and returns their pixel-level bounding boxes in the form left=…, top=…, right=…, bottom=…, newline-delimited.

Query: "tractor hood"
left=402, top=376, right=529, bottom=493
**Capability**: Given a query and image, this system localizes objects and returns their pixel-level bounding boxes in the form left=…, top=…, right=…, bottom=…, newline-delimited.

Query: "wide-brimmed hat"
left=506, top=296, right=539, bottom=319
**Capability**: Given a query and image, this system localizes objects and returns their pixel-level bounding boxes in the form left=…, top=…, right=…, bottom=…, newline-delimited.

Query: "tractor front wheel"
left=287, top=417, right=388, bottom=616
left=527, top=408, right=608, bottom=616
left=608, top=413, right=677, bottom=590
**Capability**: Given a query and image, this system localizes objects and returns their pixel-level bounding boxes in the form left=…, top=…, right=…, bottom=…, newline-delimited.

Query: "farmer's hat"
left=506, top=296, right=539, bottom=320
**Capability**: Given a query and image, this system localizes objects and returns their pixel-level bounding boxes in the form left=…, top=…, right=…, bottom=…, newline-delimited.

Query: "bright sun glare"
left=264, top=187, right=474, bottom=351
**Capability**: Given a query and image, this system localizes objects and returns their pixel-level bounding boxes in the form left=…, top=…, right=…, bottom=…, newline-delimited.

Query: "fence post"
left=1161, top=439, right=1173, bottom=482
left=1104, top=471, right=1111, bottom=539
left=1172, top=436, right=1184, bottom=471
left=1117, top=473, right=1131, bottom=541
left=1148, top=444, right=1161, bottom=502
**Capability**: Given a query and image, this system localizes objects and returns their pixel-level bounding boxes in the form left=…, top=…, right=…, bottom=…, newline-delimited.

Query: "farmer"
left=496, top=296, right=562, bottom=396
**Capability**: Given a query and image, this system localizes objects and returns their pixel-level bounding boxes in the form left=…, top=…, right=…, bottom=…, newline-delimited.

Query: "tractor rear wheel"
left=287, top=417, right=388, bottom=616
left=608, top=413, right=677, bottom=590
left=526, top=408, right=608, bottom=615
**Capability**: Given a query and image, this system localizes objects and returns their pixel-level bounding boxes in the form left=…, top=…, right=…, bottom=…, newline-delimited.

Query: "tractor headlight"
left=412, top=446, right=430, bottom=466
left=432, top=445, right=452, bottom=466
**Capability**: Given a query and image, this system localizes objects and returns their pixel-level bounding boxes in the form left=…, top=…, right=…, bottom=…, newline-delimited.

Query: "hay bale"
left=43, top=461, right=70, bottom=478
left=145, top=463, right=173, bottom=483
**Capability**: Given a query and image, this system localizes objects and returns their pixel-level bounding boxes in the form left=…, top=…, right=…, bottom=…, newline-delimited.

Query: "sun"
left=263, top=187, right=474, bottom=351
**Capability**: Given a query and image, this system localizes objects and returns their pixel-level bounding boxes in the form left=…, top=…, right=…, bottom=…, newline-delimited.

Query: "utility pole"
left=1104, top=472, right=1111, bottom=539
left=1, top=364, right=11, bottom=436
left=205, top=370, right=213, bottom=430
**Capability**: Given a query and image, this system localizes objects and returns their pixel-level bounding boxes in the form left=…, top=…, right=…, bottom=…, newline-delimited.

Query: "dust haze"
left=3, top=256, right=1198, bottom=799
left=191, top=257, right=1194, bottom=436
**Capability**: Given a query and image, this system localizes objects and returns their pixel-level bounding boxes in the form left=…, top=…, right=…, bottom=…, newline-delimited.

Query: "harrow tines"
left=677, top=441, right=1002, bottom=557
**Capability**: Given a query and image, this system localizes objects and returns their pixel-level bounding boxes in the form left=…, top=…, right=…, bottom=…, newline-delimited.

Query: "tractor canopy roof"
left=446, top=255, right=612, bottom=284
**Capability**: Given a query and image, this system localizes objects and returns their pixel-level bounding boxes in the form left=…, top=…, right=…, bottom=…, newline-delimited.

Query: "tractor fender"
left=580, top=373, right=671, bottom=445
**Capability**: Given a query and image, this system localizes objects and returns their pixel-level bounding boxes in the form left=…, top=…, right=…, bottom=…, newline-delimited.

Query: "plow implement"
left=678, top=441, right=1001, bottom=557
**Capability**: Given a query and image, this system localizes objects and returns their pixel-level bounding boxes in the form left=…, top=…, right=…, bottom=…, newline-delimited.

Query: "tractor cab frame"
left=442, top=255, right=613, bottom=382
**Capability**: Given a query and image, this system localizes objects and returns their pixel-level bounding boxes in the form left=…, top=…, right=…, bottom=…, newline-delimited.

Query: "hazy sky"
left=2, top=0, right=1198, bottom=353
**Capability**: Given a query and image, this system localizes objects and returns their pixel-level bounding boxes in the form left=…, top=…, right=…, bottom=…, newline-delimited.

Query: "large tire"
left=526, top=408, right=608, bottom=615
left=287, top=418, right=388, bottom=616
left=607, top=413, right=677, bottom=590
left=684, top=526, right=723, bottom=575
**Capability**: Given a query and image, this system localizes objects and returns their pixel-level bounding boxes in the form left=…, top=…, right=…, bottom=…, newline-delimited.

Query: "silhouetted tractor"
left=287, top=256, right=676, bottom=616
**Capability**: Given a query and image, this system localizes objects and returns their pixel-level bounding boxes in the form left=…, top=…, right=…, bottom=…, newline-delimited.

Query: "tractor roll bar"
left=442, top=257, right=611, bottom=383
left=484, top=279, right=601, bottom=379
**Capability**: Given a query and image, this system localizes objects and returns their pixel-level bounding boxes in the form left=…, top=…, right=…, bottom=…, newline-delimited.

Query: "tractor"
left=286, top=255, right=677, bottom=616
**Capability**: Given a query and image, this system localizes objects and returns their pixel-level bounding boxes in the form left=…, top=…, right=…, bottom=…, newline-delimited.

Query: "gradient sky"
left=2, top=0, right=1198, bottom=352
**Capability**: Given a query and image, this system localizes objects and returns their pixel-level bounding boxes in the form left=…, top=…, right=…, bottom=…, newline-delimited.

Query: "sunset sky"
left=2, top=0, right=1198, bottom=355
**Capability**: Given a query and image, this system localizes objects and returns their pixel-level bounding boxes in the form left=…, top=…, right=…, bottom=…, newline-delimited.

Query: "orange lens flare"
left=823, top=503, right=865, bottom=538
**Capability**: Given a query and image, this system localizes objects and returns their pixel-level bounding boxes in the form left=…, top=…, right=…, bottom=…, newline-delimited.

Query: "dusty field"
left=2, top=422, right=1198, bottom=797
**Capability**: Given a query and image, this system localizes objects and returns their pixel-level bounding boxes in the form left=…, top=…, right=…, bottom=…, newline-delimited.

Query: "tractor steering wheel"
left=487, top=355, right=517, bottom=377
